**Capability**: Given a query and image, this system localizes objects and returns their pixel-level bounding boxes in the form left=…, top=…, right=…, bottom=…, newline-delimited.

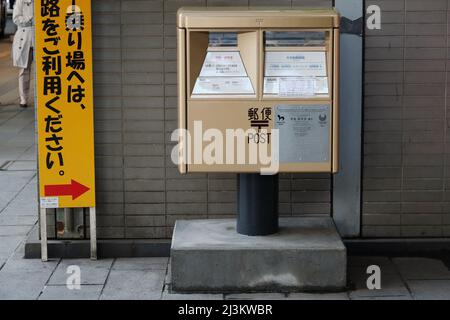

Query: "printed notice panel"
left=263, top=51, right=328, bottom=96
left=35, top=0, right=95, bottom=208
left=275, top=105, right=330, bottom=163
left=193, top=51, right=254, bottom=95
left=264, top=76, right=328, bottom=96
left=265, top=51, right=327, bottom=77
left=199, top=51, right=247, bottom=77
left=193, top=77, right=254, bottom=95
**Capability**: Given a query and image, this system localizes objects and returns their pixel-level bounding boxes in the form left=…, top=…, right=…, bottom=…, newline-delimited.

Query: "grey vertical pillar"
left=237, top=174, right=279, bottom=236
left=333, top=0, right=363, bottom=237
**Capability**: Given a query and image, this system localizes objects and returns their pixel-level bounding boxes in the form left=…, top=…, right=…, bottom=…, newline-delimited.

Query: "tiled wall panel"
left=83, top=0, right=334, bottom=240
left=363, top=0, right=450, bottom=237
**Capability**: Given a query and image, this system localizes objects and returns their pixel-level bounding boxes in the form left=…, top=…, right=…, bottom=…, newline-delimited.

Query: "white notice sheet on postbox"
left=193, top=77, right=254, bottom=95
left=264, top=77, right=329, bottom=96
left=193, top=51, right=254, bottom=95
left=263, top=51, right=328, bottom=96
left=199, top=51, right=247, bottom=77
left=265, top=51, right=327, bottom=77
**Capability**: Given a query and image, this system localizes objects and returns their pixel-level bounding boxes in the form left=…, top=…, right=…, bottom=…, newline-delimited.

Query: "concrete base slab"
left=171, top=217, right=347, bottom=293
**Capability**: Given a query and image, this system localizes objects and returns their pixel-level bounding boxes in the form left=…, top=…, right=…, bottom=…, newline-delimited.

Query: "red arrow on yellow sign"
left=44, top=180, right=90, bottom=200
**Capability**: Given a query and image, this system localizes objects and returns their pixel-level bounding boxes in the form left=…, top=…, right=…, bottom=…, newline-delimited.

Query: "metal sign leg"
left=39, top=207, right=48, bottom=262
left=89, top=207, right=97, bottom=260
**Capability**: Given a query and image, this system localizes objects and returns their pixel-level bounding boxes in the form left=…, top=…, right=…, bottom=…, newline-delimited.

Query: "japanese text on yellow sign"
left=35, top=0, right=95, bottom=208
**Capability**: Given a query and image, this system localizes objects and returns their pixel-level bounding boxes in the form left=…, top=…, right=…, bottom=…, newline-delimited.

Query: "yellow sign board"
left=35, top=0, right=95, bottom=208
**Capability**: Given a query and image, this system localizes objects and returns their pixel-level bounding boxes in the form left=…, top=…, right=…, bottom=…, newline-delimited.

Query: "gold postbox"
left=177, top=7, right=340, bottom=174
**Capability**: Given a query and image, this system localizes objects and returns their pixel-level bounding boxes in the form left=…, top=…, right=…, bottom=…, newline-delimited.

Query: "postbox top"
left=177, top=7, right=340, bottom=29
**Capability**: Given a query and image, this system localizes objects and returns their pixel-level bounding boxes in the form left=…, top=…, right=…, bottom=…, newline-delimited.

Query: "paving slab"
left=0, top=118, right=34, bottom=138
left=2, top=193, right=38, bottom=215
left=408, top=280, right=450, bottom=300
left=163, top=287, right=223, bottom=300
left=224, top=293, right=287, bottom=300
left=348, top=269, right=411, bottom=299
left=39, top=285, right=103, bottom=300
left=0, top=147, right=25, bottom=162
left=0, top=235, right=23, bottom=254
left=1, top=251, right=59, bottom=273
left=347, top=256, right=398, bottom=274
left=1, top=204, right=37, bottom=216
left=0, top=214, right=37, bottom=226
left=0, top=171, right=35, bottom=192
left=2, top=137, right=34, bottom=149
left=6, top=160, right=36, bottom=171
left=113, top=257, right=168, bottom=270
left=2, top=183, right=38, bottom=217
left=162, top=293, right=223, bottom=300
left=0, top=225, right=33, bottom=236
left=17, top=145, right=36, bottom=161
left=100, top=269, right=165, bottom=300
left=393, top=257, right=450, bottom=280
left=351, top=295, right=412, bottom=300
left=0, top=270, right=52, bottom=300
left=0, top=192, right=38, bottom=218
left=0, top=90, right=20, bottom=106
left=286, top=292, right=349, bottom=300
left=0, top=191, right=16, bottom=211
left=0, top=107, right=18, bottom=117
left=48, top=259, right=114, bottom=285
left=0, top=253, right=11, bottom=262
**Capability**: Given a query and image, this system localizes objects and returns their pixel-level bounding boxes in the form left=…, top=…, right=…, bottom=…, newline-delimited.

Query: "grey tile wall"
left=363, top=0, right=450, bottom=237
left=85, top=0, right=450, bottom=240
left=86, top=0, right=333, bottom=240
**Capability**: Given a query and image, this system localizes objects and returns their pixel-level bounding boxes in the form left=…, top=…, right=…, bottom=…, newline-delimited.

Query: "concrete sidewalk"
left=1, top=36, right=450, bottom=300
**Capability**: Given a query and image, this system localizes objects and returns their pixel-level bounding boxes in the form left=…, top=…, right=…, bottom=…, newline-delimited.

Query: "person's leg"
left=18, top=67, right=28, bottom=106
left=18, top=49, right=32, bottom=107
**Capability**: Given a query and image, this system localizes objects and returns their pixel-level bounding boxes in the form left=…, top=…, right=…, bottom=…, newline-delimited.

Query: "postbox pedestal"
left=170, top=217, right=347, bottom=293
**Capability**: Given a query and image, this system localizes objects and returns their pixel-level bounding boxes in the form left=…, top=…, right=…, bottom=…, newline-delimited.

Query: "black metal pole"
left=237, top=173, right=278, bottom=236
